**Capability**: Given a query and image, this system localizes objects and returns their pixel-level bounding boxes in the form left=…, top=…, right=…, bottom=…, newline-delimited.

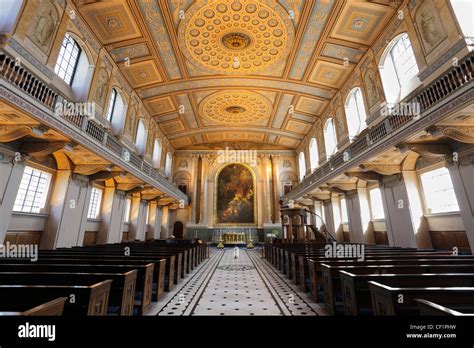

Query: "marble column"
left=97, top=180, right=127, bottom=244
left=148, top=201, right=163, bottom=239
left=345, top=190, right=365, bottom=244
left=42, top=172, right=91, bottom=248
left=262, top=155, right=273, bottom=225
left=199, top=156, right=209, bottom=225
left=323, top=199, right=335, bottom=238
left=447, top=157, right=474, bottom=252
left=271, top=155, right=281, bottom=224
left=0, top=153, right=26, bottom=244
left=161, top=205, right=169, bottom=238
left=189, top=155, right=199, bottom=224
left=380, top=174, right=418, bottom=248
left=129, top=194, right=147, bottom=241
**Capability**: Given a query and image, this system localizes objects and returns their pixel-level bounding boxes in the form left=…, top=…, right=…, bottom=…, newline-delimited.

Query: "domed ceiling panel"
left=199, top=90, right=272, bottom=125
left=74, top=0, right=398, bottom=150
left=178, top=0, right=295, bottom=75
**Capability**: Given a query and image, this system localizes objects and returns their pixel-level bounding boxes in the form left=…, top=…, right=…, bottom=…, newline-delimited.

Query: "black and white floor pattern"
left=149, top=247, right=318, bottom=316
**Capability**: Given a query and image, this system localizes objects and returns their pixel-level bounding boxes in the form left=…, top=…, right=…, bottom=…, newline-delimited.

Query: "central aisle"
left=154, top=248, right=318, bottom=316
left=192, top=248, right=282, bottom=315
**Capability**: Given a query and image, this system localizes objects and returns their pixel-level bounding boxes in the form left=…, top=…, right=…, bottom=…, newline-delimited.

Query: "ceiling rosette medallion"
left=199, top=90, right=272, bottom=125
left=178, top=0, right=295, bottom=74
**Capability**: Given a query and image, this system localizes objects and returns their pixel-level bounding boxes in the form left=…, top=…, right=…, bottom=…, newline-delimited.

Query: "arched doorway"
left=173, top=221, right=184, bottom=239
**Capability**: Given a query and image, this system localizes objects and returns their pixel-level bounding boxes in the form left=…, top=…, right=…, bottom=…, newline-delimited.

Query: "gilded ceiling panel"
left=74, top=0, right=402, bottom=150
left=177, top=0, right=296, bottom=75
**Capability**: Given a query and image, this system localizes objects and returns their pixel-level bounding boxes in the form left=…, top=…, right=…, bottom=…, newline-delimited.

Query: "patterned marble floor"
left=151, top=247, right=319, bottom=316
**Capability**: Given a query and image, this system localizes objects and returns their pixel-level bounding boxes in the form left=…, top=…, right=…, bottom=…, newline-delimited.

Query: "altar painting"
left=215, top=164, right=256, bottom=225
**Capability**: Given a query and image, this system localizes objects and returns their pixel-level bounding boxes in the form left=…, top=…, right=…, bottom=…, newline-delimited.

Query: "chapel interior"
left=0, top=0, right=473, bottom=317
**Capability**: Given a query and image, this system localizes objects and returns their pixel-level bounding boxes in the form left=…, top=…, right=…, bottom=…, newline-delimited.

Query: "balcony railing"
left=288, top=52, right=473, bottom=201
left=0, top=50, right=187, bottom=203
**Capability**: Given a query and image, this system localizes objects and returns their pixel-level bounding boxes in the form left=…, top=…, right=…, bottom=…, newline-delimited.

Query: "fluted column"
left=189, top=155, right=200, bottom=224
left=262, top=155, right=272, bottom=224
left=270, top=155, right=281, bottom=224
left=0, top=153, right=26, bottom=244
left=199, top=155, right=210, bottom=225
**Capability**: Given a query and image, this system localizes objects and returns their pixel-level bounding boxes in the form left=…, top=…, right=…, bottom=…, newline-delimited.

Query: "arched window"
left=54, top=33, right=93, bottom=101
left=135, top=119, right=147, bottom=155
left=309, top=138, right=319, bottom=171
left=105, top=88, right=125, bottom=134
left=152, top=138, right=162, bottom=168
left=165, top=152, right=173, bottom=177
left=298, top=152, right=306, bottom=181
left=379, top=33, right=419, bottom=103
left=324, top=119, right=337, bottom=158
left=450, top=0, right=474, bottom=38
left=345, top=87, right=367, bottom=140
left=54, top=34, right=81, bottom=86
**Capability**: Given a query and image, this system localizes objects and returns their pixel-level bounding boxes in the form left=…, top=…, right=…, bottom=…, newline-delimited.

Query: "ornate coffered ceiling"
left=74, top=0, right=397, bottom=150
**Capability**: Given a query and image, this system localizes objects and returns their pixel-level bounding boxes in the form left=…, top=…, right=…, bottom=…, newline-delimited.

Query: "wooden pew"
left=40, top=251, right=175, bottom=291
left=298, top=251, right=453, bottom=292
left=0, top=280, right=112, bottom=315
left=340, top=270, right=474, bottom=315
left=415, top=299, right=474, bottom=316
left=0, top=263, right=153, bottom=315
left=312, top=256, right=474, bottom=304
left=369, top=281, right=474, bottom=315
left=17, top=253, right=168, bottom=297
left=0, top=297, right=67, bottom=316
left=0, top=271, right=137, bottom=316
left=320, top=260, right=474, bottom=314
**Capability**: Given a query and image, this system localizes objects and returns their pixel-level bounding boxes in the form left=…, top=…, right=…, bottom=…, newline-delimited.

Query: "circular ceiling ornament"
left=178, top=0, right=295, bottom=74
left=199, top=90, right=272, bottom=125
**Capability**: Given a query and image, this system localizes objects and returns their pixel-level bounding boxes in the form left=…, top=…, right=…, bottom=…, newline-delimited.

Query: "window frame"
left=308, top=137, right=319, bottom=171
left=418, top=165, right=460, bottom=215
left=379, top=33, right=419, bottom=103
left=123, top=197, right=132, bottom=224
left=323, top=118, right=338, bottom=158
left=54, top=34, right=82, bottom=86
left=340, top=197, right=348, bottom=224
left=345, top=87, right=367, bottom=140
left=87, top=187, right=103, bottom=220
left=13, top=165, right=53, bottom=215
left=105, top=88, right=118, bottom=122
left=298, top=151, right=306, bottom=181
left=368, top=186, right=385, bottom=220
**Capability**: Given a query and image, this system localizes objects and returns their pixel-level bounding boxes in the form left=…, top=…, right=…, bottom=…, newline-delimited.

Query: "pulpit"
left=280, top=208, right=310, bottom=243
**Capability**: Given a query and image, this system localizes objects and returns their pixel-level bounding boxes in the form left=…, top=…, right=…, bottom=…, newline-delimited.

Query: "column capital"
left=70, top=173, right=89, bottom=188
left=382, top=173, right=403, bottom=189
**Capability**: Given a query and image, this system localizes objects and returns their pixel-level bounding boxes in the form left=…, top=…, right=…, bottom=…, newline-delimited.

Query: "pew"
left=340, top=271, right=474, bottom=315
left=40, top=251, right=177, bottom=291
left=0, top=297, right=67, bottom=316
left=312, top=256, right=474, bottom=303
left=296, top=251, right=453, bottom=291
left=4, top=254, right=167, bottom=298
left=369, top=281, right=474, bottom=315
left=0, top=271, right=137, bottom=316
left=320, top=261, right=474, bottom=314
left=0, top=280, right=112, bottom=315
left=415, top=299, right=474, bottom=316
left=0, top=263, right=153, bottom=315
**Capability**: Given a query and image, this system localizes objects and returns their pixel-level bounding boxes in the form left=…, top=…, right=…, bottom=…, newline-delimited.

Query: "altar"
left=212, top=228, right=257, bottom=246
left=223, top=232, right=246, bottom=244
